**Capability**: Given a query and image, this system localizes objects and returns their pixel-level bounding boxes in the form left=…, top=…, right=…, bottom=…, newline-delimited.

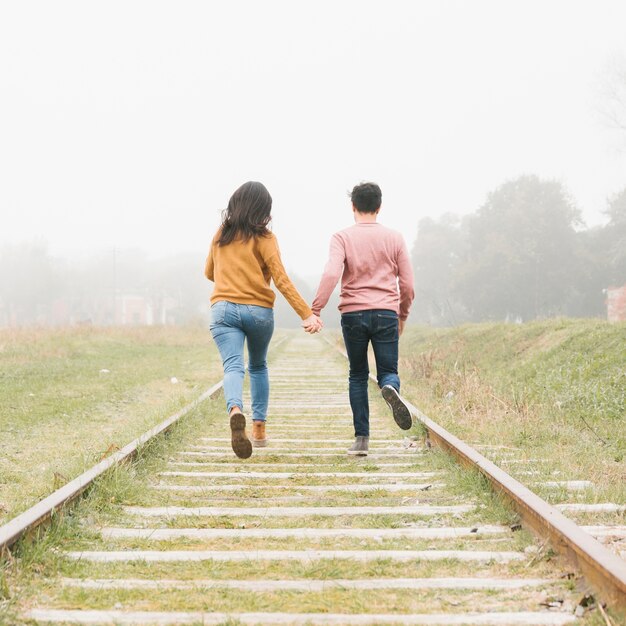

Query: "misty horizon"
left=2, top=0, right=626, bottom=279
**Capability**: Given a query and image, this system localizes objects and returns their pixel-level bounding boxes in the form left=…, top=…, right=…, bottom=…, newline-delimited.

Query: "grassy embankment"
left=0, top=325, right=222, bottom=524
left=399, top=319, right=626, bottom=508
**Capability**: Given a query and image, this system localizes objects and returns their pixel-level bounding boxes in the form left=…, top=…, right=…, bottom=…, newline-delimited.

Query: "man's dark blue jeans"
left=340, top=309, right=401, bottom=437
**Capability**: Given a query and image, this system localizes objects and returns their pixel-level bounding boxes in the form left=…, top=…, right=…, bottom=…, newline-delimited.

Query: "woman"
left=205, top=181, right=322, bottom=459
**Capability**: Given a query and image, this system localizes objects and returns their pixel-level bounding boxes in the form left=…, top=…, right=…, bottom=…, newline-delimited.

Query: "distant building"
left=606, top=285, right=626, bottom=322
left=114, top=294, right=153, bottom=326
left=109, top=293, right=181, bottom=326
left=113, top=294, right=180, bottom=326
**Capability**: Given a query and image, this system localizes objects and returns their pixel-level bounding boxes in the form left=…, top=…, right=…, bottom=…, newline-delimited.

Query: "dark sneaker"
left=381, top=385, right=413, bottom=430
left=347, top=436, right=369, bottom=456
left=230, top=413, right=252, bottom=459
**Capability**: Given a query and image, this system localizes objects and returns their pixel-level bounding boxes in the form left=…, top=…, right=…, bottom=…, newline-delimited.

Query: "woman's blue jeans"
left=210, top=301, right=274, bottom=422
left=341, top=309, right=401, bottom=437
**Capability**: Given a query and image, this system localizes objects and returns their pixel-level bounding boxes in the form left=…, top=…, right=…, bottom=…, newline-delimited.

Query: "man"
left=312, top=182, right=415, bottom=456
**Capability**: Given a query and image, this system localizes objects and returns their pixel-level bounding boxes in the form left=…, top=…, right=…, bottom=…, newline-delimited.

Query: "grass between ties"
left=27, top=586, right=577, bottom=616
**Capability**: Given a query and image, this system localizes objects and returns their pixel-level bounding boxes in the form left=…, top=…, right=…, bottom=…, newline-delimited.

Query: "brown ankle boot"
left=251, top=420, right=268, bottom=447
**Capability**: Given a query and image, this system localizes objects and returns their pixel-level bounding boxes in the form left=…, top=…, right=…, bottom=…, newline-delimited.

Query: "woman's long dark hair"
left=217, top=181, right=272, bottom=246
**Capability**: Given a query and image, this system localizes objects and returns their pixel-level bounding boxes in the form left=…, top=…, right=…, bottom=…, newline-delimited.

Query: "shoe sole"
left=347, top=449, right=368, bottom=456
left=252, top=439, right=268, bottom=448
left=230, top=413, right=252, bottom=459
left=381, top=386, right=413, bottom=430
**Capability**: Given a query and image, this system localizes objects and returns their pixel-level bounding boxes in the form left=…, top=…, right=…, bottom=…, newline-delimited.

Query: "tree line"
left=411, top=175, right=626, bottom=324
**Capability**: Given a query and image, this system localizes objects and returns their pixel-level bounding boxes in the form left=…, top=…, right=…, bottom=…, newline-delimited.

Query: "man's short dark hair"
left=350, top=182, right=382, bottom=214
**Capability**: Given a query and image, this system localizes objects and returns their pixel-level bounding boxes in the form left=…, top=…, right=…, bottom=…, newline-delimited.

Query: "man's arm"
left=312, top=234, right=345, bottom=315
left=397, top=238, right=415, bottom=324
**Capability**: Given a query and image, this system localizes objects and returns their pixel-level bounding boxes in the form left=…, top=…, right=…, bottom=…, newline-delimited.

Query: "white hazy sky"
left=1, top=0, right=625, bottom=277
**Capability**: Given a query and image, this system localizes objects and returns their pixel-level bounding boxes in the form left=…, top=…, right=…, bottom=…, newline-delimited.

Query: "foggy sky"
left=1, top=0, right=625, bottom=278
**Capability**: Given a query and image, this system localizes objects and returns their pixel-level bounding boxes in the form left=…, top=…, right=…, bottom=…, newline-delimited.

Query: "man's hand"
left=399, top=319, right=406, bottom=336
left=302, top=314, right=323, bottom=334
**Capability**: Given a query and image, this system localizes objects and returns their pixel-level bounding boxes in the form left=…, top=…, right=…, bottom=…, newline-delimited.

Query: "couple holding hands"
left=205, top=181, right=415, bottom=459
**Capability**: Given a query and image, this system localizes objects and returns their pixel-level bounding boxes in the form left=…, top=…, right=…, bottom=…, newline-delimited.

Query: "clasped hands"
left=302, top=313, right=323, bottom=334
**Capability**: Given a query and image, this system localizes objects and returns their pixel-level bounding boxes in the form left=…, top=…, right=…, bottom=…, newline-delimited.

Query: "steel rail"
left=326, top=336, right=626, bottom=608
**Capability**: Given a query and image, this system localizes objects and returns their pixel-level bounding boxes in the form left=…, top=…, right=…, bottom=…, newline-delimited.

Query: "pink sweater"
left=312, top=223, right=415, bottom=320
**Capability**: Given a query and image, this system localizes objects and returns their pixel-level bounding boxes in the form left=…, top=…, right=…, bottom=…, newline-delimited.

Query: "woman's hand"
left=302, top=314, right=323, bottom=334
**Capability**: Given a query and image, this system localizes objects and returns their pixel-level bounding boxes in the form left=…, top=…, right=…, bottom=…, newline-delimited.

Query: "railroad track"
left=2, top=334, right=625, bottom=624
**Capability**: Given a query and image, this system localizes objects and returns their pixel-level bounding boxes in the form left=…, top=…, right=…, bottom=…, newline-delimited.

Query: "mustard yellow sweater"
left=204, top=232, right=312, bottom=320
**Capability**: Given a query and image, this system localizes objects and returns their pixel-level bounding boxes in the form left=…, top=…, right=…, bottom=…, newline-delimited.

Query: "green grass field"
left=0, top=325, right=221, bottom=524
left=399, top=319, right=626, bottom=504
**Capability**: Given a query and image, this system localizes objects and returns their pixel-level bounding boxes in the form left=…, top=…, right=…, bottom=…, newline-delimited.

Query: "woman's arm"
left=260, top=235, right=313, bottom=320
left=205, top=231, right=222, bottom=281
left=204, top=245, right=215, bottom=281
left=264, top=252, right=313, bottom=320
